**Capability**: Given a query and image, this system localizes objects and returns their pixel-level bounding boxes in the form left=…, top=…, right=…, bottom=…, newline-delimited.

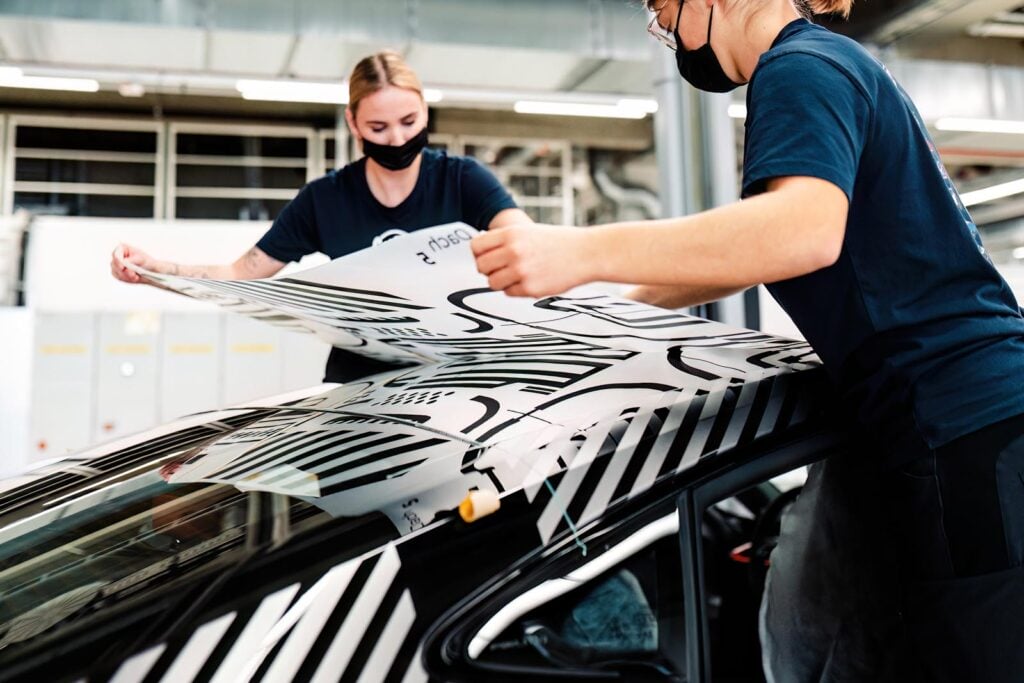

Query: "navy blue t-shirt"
left=257, top=147, right=516, bottom=262
left=257, top=147, right=517, bottom=382
left=743, top=19, right=1024, bottom=457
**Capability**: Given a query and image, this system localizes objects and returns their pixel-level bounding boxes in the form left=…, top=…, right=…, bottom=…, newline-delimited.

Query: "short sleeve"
left=255, top=183, right=321, bottom=263
left=459, top=156, right=518, bottom=229
left=742, top=53, right=871, bottom=200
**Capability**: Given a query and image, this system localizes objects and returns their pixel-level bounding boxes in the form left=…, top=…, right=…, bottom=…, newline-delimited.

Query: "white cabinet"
left=282, top=329, right=331, bottom=391
left=160, top=312, right=223, bottom=422
left=15, top=311, right=329, bottom=471
left=222, top=315, right=285, bottom=407
left=94, top=312, right=160, bottom=441
left=29, top=313, right=97, bottom=462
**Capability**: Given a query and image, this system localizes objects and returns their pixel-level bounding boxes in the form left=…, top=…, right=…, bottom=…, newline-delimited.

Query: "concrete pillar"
left=652, top=43, right=749, bottom=327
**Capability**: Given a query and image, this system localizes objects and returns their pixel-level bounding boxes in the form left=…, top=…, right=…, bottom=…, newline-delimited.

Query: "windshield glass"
left=0, top=464, right=336, bottom=655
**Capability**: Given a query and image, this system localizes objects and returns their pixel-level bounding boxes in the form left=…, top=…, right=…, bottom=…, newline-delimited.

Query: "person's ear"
left=344, top=106, right=360, bottom=142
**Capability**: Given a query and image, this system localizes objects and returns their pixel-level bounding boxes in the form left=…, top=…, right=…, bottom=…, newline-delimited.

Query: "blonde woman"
left=112, top=50, right=531, bottom=382
left=473, top=1, right=1024, bottom=680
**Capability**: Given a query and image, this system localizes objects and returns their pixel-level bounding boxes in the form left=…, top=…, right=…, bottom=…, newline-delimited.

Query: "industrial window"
left=0, top=117, right=575, bottom=225
left=461, top=138, right=573, bottom=224
left=168, top=123, right=313, bottom=221
left=8, top=116, right=161, bottom=218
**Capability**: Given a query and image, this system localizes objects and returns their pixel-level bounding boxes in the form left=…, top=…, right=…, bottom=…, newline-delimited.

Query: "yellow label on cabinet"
left=40, top=344, right=87, bottom=355
left=170, top=344, right=215, bottom=355
left=105, top=344, right=151, bottom=355
left=230, top=343, right=274, bottom=354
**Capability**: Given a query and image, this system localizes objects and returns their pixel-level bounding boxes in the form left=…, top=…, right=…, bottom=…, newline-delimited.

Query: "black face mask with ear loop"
left=361, top=127, right=429, bottom=171
left=673, top=2, right=742, bottom=93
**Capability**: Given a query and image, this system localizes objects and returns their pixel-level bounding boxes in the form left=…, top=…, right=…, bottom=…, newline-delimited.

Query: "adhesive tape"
left=458, top=489, right=500, bottom=523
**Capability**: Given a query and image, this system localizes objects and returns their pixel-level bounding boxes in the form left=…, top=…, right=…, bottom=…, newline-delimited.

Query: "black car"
left=0, top=226, right=840, bottom=682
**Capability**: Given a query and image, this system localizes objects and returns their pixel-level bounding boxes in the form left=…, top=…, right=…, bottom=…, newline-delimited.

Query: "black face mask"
left=673, top=4, right=741, bottom=93
left=361, top=127, right=428, bottom=171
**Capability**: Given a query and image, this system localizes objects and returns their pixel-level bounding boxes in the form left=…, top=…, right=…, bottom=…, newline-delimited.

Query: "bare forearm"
left=154, top=261, right=235, bottom=279
left=470, top=176, right=847, bottom=300
left=625, top=284, right=745, bottom=309
left=584, top=182, right=846, bottom=289
left=152, top=247, right=284, bottom=281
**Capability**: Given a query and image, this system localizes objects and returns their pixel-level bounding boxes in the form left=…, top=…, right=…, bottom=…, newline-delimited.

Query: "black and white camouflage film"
left=134, top=224, right=821, bottom=542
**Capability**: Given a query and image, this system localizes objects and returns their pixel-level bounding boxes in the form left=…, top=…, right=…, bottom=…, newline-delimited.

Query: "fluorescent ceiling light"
left=237, top=80, right=442, bottom=106
left=1012, top=246, right=1024, bottom=260
left=118, top=82, right=146, bottom=98
left=960, top=177, right=1024, bottom=207
left=0, top=67, right=99, bottom=93
left=514, top=100, right=647, bottom=119
left=618, top=98, right=658, bottom=114
left=727, top=103, right=747, bottom=119
left=237, top=79, right=347, bottom=105
left=967, top=22, right=1024, bottom=39
left=15, top=76, right=100, bottom=92
left=935, top=117, right=1024, bottom=135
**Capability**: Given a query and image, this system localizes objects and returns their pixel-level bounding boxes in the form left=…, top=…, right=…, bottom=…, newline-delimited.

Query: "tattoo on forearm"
left=244, top=247, right=262, bottom=269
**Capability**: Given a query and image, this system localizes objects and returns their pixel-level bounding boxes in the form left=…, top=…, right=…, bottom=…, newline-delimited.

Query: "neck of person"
left=364, top=153, right=423, bottom=208
left=727, top=4, right=803, bottom=82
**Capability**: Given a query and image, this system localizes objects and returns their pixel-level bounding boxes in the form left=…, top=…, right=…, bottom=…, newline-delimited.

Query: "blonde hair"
left=805, top=0, right=853, bottom=18
left=644, top=1, right=854, bottom=21
left=347, top=51, right=424, bottom=116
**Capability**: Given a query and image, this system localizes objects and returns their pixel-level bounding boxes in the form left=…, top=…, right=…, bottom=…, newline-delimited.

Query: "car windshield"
left=0, top=462, right=341, bottom=656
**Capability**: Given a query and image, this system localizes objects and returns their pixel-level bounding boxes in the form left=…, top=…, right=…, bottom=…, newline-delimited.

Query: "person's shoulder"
left=755, top=23, right=879, bottom=95
left=332, top=157, right=367, bottom=185
left=302, top=161, right=368, bottom=200
left=422, top=146, right=467, bottom=171
left=423, top=147, right=495, bottom=185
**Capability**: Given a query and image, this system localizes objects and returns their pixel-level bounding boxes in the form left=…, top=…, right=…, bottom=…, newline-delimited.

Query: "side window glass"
left=475, top=531, right=686, bottom=681
left=701, top=465, right=807, bottom=681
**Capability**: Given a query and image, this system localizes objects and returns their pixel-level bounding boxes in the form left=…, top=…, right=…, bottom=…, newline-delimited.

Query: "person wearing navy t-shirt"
left=112, top=50, right=528, bottom=382
left=472, top=0, right=1024, bottom=680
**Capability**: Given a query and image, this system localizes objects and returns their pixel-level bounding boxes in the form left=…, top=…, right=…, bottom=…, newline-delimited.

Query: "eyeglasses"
left=646, top=2, right=680, bottom=51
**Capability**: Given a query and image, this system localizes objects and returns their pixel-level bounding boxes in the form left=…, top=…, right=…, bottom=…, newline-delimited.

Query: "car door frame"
left=676, top=430, right=846, bottom=682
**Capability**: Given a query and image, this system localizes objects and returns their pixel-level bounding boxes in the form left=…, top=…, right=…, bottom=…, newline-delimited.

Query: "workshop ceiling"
left=0, top=0, right=1016, bottom=99
left=0, top=0, right=1020, bottom=223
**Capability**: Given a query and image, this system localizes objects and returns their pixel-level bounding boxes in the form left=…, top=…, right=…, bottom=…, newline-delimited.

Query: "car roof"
left=7, top=224, right=824, bottom=538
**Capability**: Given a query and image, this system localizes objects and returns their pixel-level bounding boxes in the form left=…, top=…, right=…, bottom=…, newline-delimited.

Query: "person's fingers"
left=475, top=248, right=511, bottom=276
left=487, top=266, right=522, bottom=293
left=119, top=244, right=151, bottom=268
left=470, top=229, right=506, bottom=257
left=111, top=260, right=141, bottom=283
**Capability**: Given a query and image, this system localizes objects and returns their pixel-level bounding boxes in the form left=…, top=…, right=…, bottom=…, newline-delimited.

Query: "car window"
left=0, top=467, right=338, bottom=657
left=701, top=463, right=807, bottom=682
left=0, top=473, right=248, bottom=649
left=472, top=518, right=686, bottom=680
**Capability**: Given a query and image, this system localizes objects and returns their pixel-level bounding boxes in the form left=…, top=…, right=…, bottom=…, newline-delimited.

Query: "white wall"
left=0, top=308, right=31, bottom=477
left=23, top=216, right=327, bottom=311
